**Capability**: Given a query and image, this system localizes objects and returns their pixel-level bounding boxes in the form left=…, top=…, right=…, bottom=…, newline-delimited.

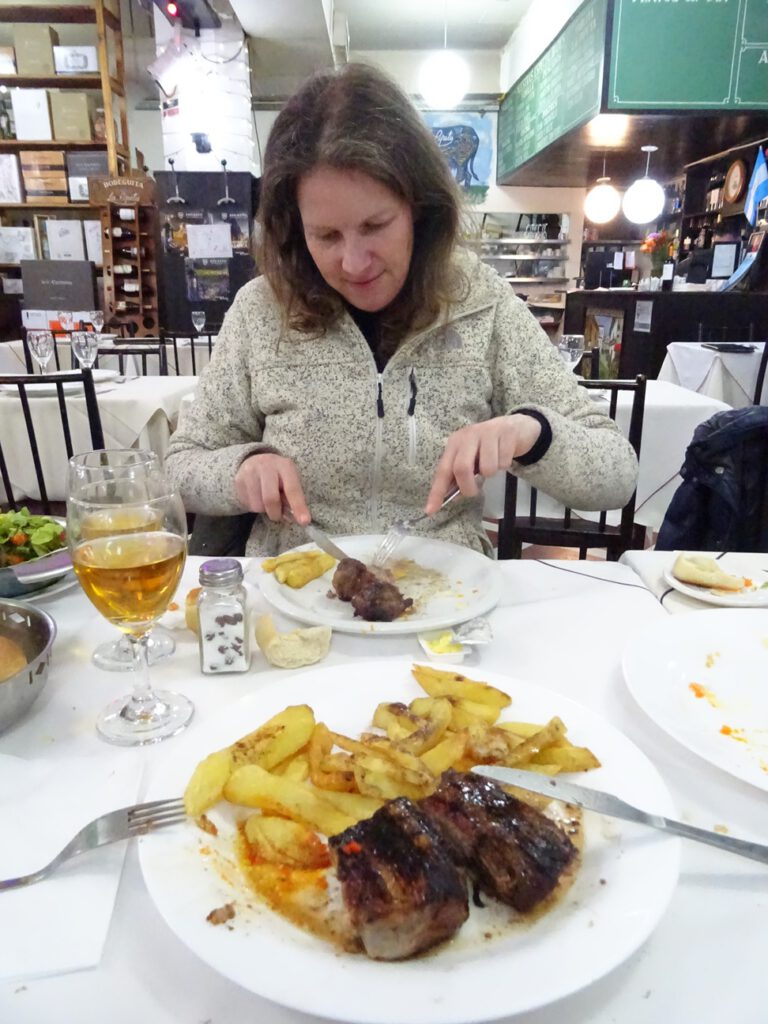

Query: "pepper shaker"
left=197, top=558, right=251, bottom=673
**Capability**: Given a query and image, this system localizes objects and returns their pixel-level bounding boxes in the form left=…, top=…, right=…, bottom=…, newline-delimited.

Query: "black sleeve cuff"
left=512, top=408, right=553, bottom=466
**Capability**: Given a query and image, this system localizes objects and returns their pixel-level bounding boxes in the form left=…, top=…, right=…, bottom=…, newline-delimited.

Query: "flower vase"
left=650, top=250, right=666, bottom=278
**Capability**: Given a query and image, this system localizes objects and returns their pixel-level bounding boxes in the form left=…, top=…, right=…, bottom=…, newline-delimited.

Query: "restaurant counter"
left=563, top=289, right=768, bottom=379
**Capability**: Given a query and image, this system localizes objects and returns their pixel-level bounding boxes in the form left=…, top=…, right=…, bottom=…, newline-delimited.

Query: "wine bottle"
left=115, top=246, right=145, bottom=259
left=661, top=259, right=675, bottom=292
left=104, top=227, right=136, bottom=240
left=117, top=282, right=153, bottom=296
left=117, top=208, right=136, bottom=221
left=113, top=264, right=137, bottom=276
left=114, top=300, right=140, bottom=312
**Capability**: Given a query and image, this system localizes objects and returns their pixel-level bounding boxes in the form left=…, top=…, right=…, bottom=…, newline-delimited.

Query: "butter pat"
left=418, top=630, right=466, bottom=664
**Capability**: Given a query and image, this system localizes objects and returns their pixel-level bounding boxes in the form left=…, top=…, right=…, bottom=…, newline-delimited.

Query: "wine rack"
left=100, top=200, right=159, bottom=338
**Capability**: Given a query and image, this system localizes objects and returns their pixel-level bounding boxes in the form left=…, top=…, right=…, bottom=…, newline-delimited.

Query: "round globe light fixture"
left=584, top=156, right=621, bottom=223
left=418, top=51, right=470, bottom=109
left=622, top=145, right=665, bottom=224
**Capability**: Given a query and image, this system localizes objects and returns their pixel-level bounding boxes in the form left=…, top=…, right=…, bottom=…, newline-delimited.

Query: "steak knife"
left=282, top=507, right=349, bottom=562
left=472, top=765, right=768, bottom=866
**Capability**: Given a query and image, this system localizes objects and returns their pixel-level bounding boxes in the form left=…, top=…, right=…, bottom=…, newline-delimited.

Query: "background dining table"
left=0, top=337, right=215, bottom=378
left=0, top=554, right=762, bottom=1024
left=657, top=341, right=767, bottom=408
left=0, top=374, right=198, bottom=502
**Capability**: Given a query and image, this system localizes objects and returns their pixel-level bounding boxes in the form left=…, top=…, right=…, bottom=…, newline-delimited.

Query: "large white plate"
left=0, top=368, right=119, bottom=396
left=623, top=610, right=768, bottom=792
left=254, top=534, right=504, bottom=635
left=140, top=660, right=679, bottom=1024
left=662, top=553, right=768, bottom=608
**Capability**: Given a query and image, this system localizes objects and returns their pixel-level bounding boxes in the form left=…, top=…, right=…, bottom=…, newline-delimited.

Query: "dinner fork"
left=0, top=796, right=186, bottom=892
left=371, top=476, right=482, bottom=568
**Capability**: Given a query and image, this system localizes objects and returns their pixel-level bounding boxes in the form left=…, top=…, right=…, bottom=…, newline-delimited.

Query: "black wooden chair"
left=162, top=330, right=218, bottom=375
left=98, top=342, right=168, bottom=376
left=0, top=368, right=106, bottom=514
left=497, top=375, right=648, bottom=561
left=753, top=341, right=768, bottom=405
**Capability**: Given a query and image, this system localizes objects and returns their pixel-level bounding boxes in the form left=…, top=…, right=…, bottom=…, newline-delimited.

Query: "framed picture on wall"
left=421, top=111, right=496, bottom=205
left=711, top=241, right=740, bottom=278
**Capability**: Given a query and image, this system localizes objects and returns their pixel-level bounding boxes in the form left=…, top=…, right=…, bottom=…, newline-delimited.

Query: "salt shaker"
left=197, top=558, right=251, bottom=674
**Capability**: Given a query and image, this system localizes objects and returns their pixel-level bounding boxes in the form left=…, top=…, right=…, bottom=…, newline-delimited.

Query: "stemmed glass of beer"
left=67, top=449, right=194, bottom=745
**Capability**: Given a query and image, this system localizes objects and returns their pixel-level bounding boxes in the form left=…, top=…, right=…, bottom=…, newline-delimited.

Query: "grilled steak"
left=329, top=798, right=469, bottom=960
left=331, top=557, right=413, bottom=621
left=420, top=771, right=577, bottom=913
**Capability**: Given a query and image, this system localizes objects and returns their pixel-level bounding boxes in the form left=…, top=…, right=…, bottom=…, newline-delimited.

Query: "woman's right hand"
left=234, top=453, right=311, bottom=525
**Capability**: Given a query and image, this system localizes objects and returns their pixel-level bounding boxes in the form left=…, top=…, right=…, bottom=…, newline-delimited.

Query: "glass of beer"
left=67, top=449, right=193, bottom=745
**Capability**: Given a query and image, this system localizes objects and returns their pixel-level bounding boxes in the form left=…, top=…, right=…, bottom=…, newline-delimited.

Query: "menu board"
left=497, top=0, right=608, bottom=182
left=609, top=0, right=768, bottom=110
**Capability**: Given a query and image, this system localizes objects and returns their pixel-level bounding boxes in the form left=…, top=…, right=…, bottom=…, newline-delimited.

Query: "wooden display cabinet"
left=101, top=201, right=159, bottom=337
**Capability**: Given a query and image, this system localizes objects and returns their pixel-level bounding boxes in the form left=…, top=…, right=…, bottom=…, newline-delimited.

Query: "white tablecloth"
left=0, top=556, right=763, bottom=1024
left=0, top=376, right=198, bottom=501
left=658, top=341, right=766, bottom=408
left=484, top=380, right=730, bottom=531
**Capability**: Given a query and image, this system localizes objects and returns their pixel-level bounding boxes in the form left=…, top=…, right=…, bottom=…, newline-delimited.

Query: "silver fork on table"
left=0, top=796, right=186, bottom=892
left=371, top=476, right=482, bottom=568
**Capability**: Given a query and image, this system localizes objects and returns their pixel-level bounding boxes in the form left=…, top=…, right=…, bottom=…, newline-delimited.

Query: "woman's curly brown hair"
left=257, top=62, right=467, bottom=350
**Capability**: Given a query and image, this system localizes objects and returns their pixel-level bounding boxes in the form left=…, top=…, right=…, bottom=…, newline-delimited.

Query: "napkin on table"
left=0, top=753, right=142, bottom=982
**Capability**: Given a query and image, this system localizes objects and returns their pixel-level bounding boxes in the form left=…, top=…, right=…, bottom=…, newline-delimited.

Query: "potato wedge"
left=352, top=754, right=431, bottom=801
left=183, top=747, right=233, bottom=817
left=262, top=550, right=336, bottom=588
left=312, top=789, right=384, bottom=822
left=309, top=723, right=356, bottom=792
left=529, top=745, right=601, bottom=772
left=224, top=763, right=354, bottom=835
left=411, top=664, right=511, bottom=710
left=420, top=729, right=468, bottom=775
left=244, top=814, right=330, bottom=869
left=503, top=717, right=568, bottom=767
left=372, top=702, right=422, bottom=742
left=272, top=752, right=311, bottom=782
left=410, top=695, right=499, bottom=729
left=394, top=697, right=452, bottom=755
left=230, top=705, right=315, bottom=771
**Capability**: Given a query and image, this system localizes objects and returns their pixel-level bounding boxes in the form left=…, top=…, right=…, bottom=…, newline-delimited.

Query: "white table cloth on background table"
left=0, top=338, right=129, bottom=376
left=658, top=341, right=766, bottom=408
left=0, top=338, right=216, bottom=378
left=0, top=556, right=763, bottom=1024
left=0, top=375, right=198, bottom=501
left=483, top=381, right=729, bottom=531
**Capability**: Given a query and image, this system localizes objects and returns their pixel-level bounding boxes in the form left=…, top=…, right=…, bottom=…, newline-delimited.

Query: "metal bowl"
left=0, top=517, right=70, bottom=599
left=0, top=599, right=57, bottom=734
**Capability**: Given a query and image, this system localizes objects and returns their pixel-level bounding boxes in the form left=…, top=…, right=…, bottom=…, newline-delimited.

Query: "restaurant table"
left=483, top=380, right=730, bottom=531
left=657, top=341, right=767, bottom=408
left=0, top=375, right=198, bottom=502
left=0, top=337, right=215, bottom=378
left=0, top=556, right=763, bottom=1024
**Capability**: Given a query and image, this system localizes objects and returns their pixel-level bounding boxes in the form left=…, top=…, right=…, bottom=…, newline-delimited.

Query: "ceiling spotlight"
left=622, top=145, right=665, bottom=225
left=584, top=155, right=621, bottom=224
left=166, top=1, right=179, bottom=15
left=417, top=1, right=469, bottom=109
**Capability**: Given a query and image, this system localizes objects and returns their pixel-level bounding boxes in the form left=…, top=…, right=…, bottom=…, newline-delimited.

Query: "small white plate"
left=140, top=660, right=679, bottom=1024
left=623, top=609, right=768, bottom=791
left=662, top=553, right=768, bottom=608
left=0, top=368, right=119, bottom=397
left=255, top=534, right=503, bottom=636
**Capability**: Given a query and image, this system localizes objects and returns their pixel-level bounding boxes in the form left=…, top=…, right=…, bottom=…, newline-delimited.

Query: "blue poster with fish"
left=422, top=111, right=495, bottom=204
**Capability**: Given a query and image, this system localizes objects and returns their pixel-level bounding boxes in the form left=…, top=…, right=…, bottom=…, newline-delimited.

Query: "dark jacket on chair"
left=655, top=407, right=768, bottom=552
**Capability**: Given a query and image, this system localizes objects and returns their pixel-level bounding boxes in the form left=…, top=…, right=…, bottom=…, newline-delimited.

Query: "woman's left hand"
left=424, top=414, right=542, bottom=515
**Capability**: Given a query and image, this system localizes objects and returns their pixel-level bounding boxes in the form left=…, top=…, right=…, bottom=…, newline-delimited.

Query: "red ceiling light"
left=166, top=1, right=179, bottom=16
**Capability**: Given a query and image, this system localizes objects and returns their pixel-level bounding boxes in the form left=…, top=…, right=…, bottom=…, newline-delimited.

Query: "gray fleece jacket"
left=166, top=249, right=638, bottom=556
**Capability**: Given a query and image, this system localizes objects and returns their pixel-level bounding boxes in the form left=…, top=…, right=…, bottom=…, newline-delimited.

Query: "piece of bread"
left=254, top=613, right=331, bottom=668
left=185, top=587, right=201, bottom=633
left=672, top=554, right=745, bottom=592
left=0, top=636, right=28, bottom=682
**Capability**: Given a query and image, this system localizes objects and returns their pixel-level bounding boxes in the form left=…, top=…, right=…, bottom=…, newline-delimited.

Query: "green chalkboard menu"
left=609, top=0, right=768, bottom=110
left=497, top=0, right=608, bottom=182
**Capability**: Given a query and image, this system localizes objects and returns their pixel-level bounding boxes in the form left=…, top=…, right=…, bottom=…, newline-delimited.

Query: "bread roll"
left=672, top=554, right=744, bottom=592
left=185, top=587, right=201, bottom=633
left=254, top=614, right=331, bottom=668
left=0, top=636, right=28, bottom=682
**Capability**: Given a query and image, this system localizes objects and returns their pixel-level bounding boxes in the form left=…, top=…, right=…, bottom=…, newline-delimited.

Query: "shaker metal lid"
left=199, top=558, right=244, bottom=587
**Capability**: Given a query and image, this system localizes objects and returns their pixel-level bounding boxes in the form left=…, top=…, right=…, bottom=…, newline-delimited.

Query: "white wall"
left=353, top=50, right=501, bottom=97
left=500, top=0, right=584, bottom=90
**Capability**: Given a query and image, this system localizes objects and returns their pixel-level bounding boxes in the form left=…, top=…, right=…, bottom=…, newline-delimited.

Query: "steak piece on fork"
left=329, top=798, right=468, bottom=960
left=420, top=771, right=577, bottom=913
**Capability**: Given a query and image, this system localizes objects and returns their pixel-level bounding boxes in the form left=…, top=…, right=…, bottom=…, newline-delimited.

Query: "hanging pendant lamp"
left=418, top=2, right=469, bottom=109
left=584, top=154, right=621, bottom=224
left=622, top=145, right=665, bottom=224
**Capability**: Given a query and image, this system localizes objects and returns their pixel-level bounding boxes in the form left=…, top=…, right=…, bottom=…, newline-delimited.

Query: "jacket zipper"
left=407, top=368, right=418, bottom=466
left=369, top=373, right=385, bottom=522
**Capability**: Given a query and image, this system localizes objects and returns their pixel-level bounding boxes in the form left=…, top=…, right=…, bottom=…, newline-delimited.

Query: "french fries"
left=261, top=550, right=336, bottom=588
left=184, top=663, right=601, bottom=876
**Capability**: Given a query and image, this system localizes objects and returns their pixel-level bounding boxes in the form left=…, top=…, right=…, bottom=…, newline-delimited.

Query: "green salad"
left=0, top=508, right=66, bottom=567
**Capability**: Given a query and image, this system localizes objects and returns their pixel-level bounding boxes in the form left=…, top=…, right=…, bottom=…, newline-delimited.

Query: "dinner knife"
left=281, top=507, right=349, bottom=562
left=472, top=765, right=768, bottom=866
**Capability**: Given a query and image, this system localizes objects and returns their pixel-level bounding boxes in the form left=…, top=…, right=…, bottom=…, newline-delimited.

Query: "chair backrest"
left=161, top=331, right=217, bottom=375
left=497, top=375, right=647, bottom=560
left=98, top=342, right=167, bottom=376
left=753, top=341, right=768, bottom=405
left=0, top=368, right=106, bottom=513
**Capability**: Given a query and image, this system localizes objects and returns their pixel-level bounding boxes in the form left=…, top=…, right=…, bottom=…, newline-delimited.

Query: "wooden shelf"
left=483, top=254, right=566, bottom=262
left=527, top=301, right=565, bottom=310
left=507, top=277, right=568, bottom=284
left=0, top=74, right=99, bottom=90
left=0, top=201, right=100, bottom=209
left=0, top=5, right=119, bottom=30
left=0, top=139, right=128, bottom=158
left=468, top=237, right=569, bottom=247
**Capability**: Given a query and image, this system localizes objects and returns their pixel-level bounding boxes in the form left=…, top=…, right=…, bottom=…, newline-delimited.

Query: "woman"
left=166, top=63, right=637, bottom=556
